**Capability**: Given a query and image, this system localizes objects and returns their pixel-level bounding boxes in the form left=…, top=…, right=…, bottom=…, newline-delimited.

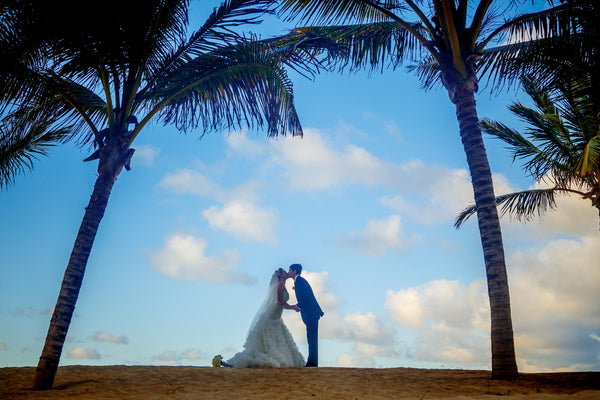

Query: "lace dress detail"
left=226, top=289, right=305, bottom=368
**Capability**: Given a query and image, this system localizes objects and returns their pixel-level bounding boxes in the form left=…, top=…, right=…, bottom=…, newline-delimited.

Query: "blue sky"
left=1, top=1, right=599, bottom=372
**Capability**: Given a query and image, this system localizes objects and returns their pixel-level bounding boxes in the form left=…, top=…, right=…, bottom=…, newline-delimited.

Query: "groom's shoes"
left=305, top=363, right=318, bottom=367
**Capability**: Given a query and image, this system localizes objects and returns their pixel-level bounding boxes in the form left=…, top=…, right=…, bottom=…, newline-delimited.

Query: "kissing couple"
left=221, top=264, right=324, bottom=368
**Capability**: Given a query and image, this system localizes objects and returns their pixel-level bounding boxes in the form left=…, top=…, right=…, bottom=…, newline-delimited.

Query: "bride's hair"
left=271, top=268, right=285, bottom=284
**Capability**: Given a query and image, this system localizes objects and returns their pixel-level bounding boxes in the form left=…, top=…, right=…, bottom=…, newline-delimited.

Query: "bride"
left=223, top=268, right=305, bottom=367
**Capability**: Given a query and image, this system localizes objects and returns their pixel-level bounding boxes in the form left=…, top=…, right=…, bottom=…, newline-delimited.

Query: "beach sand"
left=1, top=366, right=599, bottom=399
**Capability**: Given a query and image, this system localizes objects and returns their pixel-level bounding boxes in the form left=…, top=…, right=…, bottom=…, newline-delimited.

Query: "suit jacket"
left=295, top=276, right=324, bottom=320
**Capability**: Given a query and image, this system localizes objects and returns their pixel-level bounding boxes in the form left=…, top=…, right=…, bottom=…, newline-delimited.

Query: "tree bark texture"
left=32, top=131, right=132, bottom=389
left=32, top=172, right=117, bottom=389
left=453, top=90, right=518, bottom=379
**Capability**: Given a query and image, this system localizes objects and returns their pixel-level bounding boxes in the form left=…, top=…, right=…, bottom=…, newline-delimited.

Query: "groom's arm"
left=302, top=280, right=324, bottom=318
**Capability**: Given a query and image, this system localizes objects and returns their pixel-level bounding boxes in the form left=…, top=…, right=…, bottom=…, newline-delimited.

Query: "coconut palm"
left=455, top=0, right=599, bottom=228
left=454, top=75, right=600, bottom=229
left=272, top=0, right=574, bottom=378
left=1, top=0, right=308, bottom=390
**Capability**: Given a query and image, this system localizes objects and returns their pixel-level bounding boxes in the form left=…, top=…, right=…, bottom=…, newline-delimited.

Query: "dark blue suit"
left=294, top=276, right=324, bottom=367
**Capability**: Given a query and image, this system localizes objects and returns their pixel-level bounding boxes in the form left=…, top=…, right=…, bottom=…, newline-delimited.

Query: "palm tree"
left=455, top=75, right=600, bottom=229
left=2, top=0, right=306, bottom=390
left=455, top=0, right=599, bottom=228
left=272, top=0, right=570, bottom=378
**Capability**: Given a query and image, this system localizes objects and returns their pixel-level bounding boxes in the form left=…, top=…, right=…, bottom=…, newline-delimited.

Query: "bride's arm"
left=278, top=280, right=300, bottom=312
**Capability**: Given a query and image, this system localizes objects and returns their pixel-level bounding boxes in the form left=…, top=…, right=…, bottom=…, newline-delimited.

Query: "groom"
left=288, top=263, right=324, bottom=367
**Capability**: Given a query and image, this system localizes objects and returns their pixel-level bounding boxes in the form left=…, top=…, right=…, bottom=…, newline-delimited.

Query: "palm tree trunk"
left=453, top=89, right=518, bottom=379
left=32, top=171, right=117, bottom=390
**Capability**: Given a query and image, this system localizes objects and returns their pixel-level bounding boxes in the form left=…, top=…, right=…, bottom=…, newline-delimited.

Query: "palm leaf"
left=454, top=188, right=558, bottom=228
left=480, top=117, right=558, bottom=178
left=278, top=0, right=408, bottom=25
left=142, top=38, right=302, bottom=138
left=480, top=0, right=598, bottom=92
left=407, top=55, right=442, bottom=91
left=5, top=75, right=109, bottom=147
left=271, top=21, right=425, bottom=74
left=144, top=0, right=275, bottom=94
left=578, top=135, right=600, bottom=177
left=262, top=29, right=346, bottom=78
left=0, top=2, right=55, bottom=110
left=0, top=121, right=71, bottom=189
left=190, top=0, right=275, bottom=52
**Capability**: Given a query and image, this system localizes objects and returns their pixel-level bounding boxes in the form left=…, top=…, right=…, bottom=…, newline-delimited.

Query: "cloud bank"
left=92, top=331, right=129, bottom=345
left=148, top=233, right=253, bottom=284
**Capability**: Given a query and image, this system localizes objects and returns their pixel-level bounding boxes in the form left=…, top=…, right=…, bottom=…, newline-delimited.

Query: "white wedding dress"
left=226, top=272, right=305, bottom=368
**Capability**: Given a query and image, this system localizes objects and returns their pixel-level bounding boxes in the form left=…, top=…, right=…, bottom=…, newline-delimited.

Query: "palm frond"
left=480, top=0, right=599, bottom=92
left=146, top=38, right=302, bottom=138
left=0, top=120, right=71, bottom=189
left=480, top=71, right=600, bottom=183
left=480, top=118, right=554, bottom=175
left=189, top=0, right=274, bottom=54
left=144, top=0, right=274, bottom=91
left=407, top=55, right=441, bottom=91
left=5, top=75, right=109, bottom=147
left=262, top=28, right=346, bottom=78
left=578, top=135, right=600, bottom=177
left=278, top=0, right=408, bottom=26
left=270, top=21, right=425, bottom=74
left=0, top=2, right=55, bottom=110
left=454, top=188, right=558, bottom=228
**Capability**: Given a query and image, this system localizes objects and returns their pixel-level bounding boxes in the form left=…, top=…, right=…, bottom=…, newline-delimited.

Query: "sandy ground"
left=1, top=366, right=599, bottom=400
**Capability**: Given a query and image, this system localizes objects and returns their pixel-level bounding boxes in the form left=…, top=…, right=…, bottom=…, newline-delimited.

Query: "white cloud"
left=67, top=347, right=100, bottom=360
left=181, top=348, right=204, bottom=360
left=225, top=129, right=518, bottom=227
left=132, top=145, right=160, bottom=167
left=508, top=234, right=600, bottom=371
left=159, top=166, right=278, bottom=243
left=218, top=128, right=532, bottom=231
left=152, top=348, right=206, bottom=366
left=268, top=128, right=409, bottom=191
left=336, top=353, right=376, bottom=368
left=335, top=215, right=418, bottom=255
left=385, top=279, right=491, bottom=367
left=501, top=180, right=599, bottom=239
left=383, top=234, right=600, bottom=371
left=225, top=131, right=267, bottom=158
left=293, top=271, right=343, bottom=311
left=152, top=351, right=180, bottom=366
left=381, top=170, right=515, bottom=226
left=158, top=169, right=226, bottom=200
left=203, top=200, right=278, bottom=244
left=282, top=271, right=398, bottom=366
left=380, top=170, right=471, bottom=224
left=148, top=233, right=253, bottom=284
left=92, top=331, right=129, bottom=344
left=341, top=312, right=396, bottom=344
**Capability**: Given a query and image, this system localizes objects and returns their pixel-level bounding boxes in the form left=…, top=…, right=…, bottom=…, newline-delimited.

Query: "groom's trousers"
left=303, top=316, right=319, bottom=367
